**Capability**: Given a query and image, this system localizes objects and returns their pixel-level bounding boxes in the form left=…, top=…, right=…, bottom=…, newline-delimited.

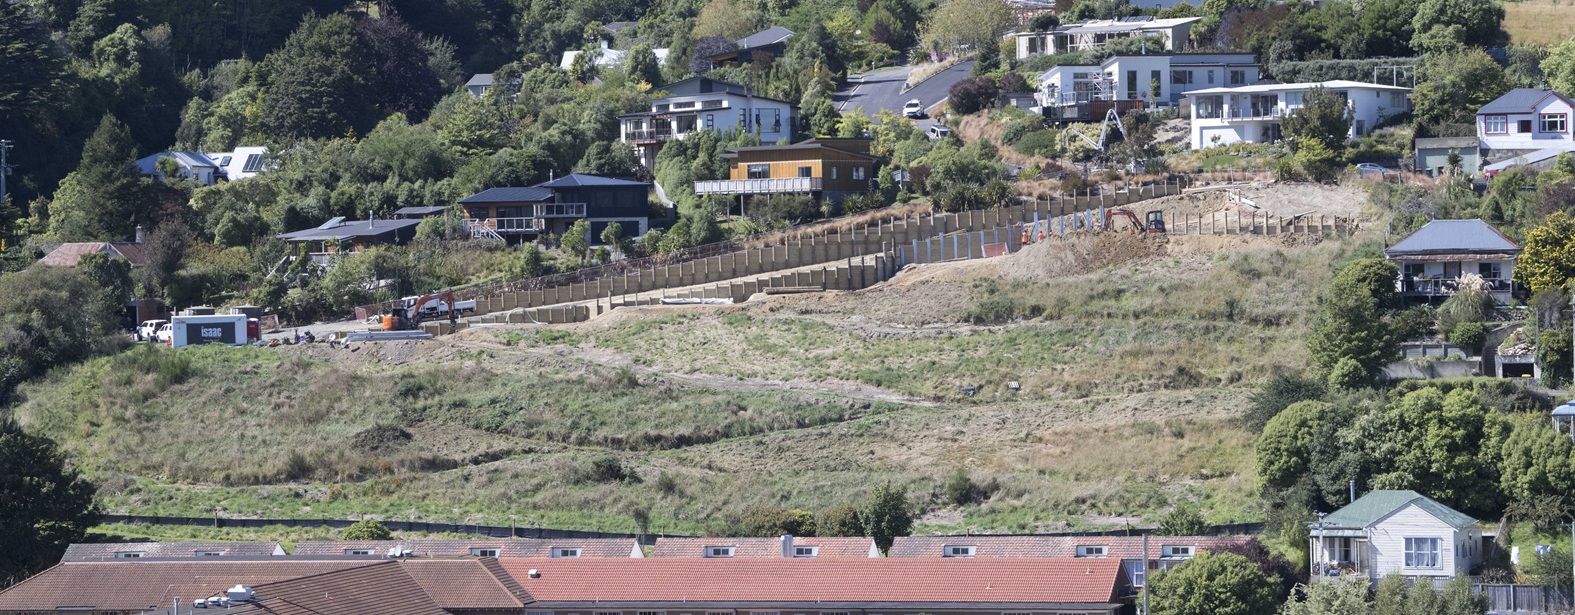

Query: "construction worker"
left=1037, top=225, right=1047, bottom=242
left=1021, top=226, right=1031, bottom=245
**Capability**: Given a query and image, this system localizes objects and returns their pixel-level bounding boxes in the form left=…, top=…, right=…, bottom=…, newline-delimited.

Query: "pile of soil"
left=1000, top=233, right=1164, bottom=282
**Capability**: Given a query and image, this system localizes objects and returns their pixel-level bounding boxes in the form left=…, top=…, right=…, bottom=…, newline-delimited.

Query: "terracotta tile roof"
left=292, top=538, right=641, bottom=558
left=224, top=561, right=448, bottom=615
left=497, top=558, right=1122, bottom=606
left=887, top=535, right=1255, bottom=559
left=402, top=559, right=526, bottom=610
left=61, top=541, right=283, bottom=561
left=651, top=536, right=878, bottom=558
left=0, top=560, right=377, bottom=613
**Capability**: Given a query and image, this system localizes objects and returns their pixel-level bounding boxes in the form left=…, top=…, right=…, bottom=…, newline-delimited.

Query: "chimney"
left=781, top=535, right=793, bottom=558
left=134, top=225, right=145, bottom=244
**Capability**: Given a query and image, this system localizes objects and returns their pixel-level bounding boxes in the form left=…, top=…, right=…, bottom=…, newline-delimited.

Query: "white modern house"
left=1036, top=53, right=1259, bottom=119
left=1013, top=16, right=1202, bottom=60
left=1476, top=88, right=1575, bottom=173
left=1383, top=218, right=1521, bottom=305
left=207, top=146, right=269, bottom=181
left=1309, top=490, right=1481, bottom=586
left=618, top=76, right=796, bottom=169
left=1186, top=80, right=1411, bottom=150
left=135, top=151, right=220, bottom=186
left=559, top=40, right=671, bottom=72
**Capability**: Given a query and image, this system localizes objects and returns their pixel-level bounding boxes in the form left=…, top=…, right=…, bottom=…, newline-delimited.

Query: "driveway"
left=835, top=60, right=977, bottom=119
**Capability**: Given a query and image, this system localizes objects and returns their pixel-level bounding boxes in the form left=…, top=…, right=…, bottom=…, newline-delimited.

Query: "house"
left=136, top=151, right=220, bottom=186
left=1384, top=219, right=1521, bottom=305
left=1013, top=16, right=1202, bottom=60
left=60, top=541, right=285, bottom=561
left=1414, top=137, right=1482, bottom=177
left=459, top=175, right=650, bottom=245
left=1186, top=80, right=1411, bottom=150
left=459, top=187, right=554, bottom=242
left=888, top=534, right=1254, bottom=595
left=39, top=228, right=149, bottom=268
left=0, top=555, right=1128, bottom=615
left=293, top=538, right=645, bottom=558
left=703, top=26, right=795, bottom=67
left=1477, top=88, right=1575, bottom=166
left=1037, top=53, right=1260, bottom=118
left=467, top=73, right=496, bottom=98
left=650, top=536, right=880, bottom=558
left=559, top=40, right=671, bottom=72
left=693, top=137, right=878, bottom=204
left=1309, top=490, right=1482, bottom=585
left=207, top=146, right=269, bottom=181
left=275, top=217, right=424, bottom=264
left=619, top=76, right=797, bottom=168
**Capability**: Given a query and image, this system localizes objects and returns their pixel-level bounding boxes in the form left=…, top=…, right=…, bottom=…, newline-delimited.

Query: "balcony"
left=468, top=217, right=542, bottom=234
left=694, top=177, right=824, bottom=195
left=1399, top=276, right=1514, bottom=297
left=1221, top=106, right=1285, bottom=121
left=535, top=202, right=587, bottom=217
left=625, top=128, right=675, bottom=143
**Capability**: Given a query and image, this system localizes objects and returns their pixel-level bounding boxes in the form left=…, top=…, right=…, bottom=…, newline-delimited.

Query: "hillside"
left=13, top=194, right=1376, bottom=536
left=1504, top=0, right=1575, bottom=45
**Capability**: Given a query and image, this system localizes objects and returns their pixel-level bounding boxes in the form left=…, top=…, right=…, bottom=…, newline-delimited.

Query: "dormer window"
left=194, top=550, right=225, bottom=557
left=113, top=552, right=144, bottom=559
left=793, top=546, right=818, bottom=557
left=706, top=546, right=735, bottom=558
left=1162, top=546, right=1194, bottom=558
left=470, top=548, right=500, bottom=557
left=1075, top=545, right=1107, bottom=557
left=943, top=545, right=975, bottom=557
left=552, top=547, right=581, bottom=558
left=345, top=549, right=373, bottom=555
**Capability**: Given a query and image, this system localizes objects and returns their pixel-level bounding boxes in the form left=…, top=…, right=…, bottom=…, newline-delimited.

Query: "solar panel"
left=1120, top=16, right=1155, bottom=22
left=242, top=154, right=264, bottom=173
left=318, top=216, right=346, bottom=229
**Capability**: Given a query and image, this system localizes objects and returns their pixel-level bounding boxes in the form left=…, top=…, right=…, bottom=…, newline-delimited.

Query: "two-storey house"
left=1310, top=490, right=1482, bottom=587
left=1036, top=53, right=1259, bottom=120
left=693, top=137, right=877, bottom=204
left=1013, top=16, right=1202, bottom=59
left=1383, top=218, right=1521, bottom=305
left=1476, top=88, right=1575, bottom=170
left=459, top=174, right=651, bottom=245
left=619, top=77, right=796, bottom=169
left=1186, top=80, right=1411, bottom=150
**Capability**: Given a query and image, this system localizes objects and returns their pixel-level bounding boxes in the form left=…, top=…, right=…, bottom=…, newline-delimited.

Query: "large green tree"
left=0, top=418, right=97, bottom=584
left=1367, top=388, right=1506, bottom=517
left=1282, top=86, right=1353, bottom=154
left=0, top=2, right=63, bottom=122
left=1544, top=39, right=1575, bottom=98
left=863, top=483, right=913, bottom=553
left=258, top=13, right=373, bottom=140
left=1410, top=0, right=1506, bottom=54
left=1514, top=211, right=1575, bottom=292
left=1257, top=401, right=1328, bottom=494
left=1413, top=49, right=1511, bottom=128
left=1305, top=259, right=1401, bottom=385
left=46, top=115, right=157, bottom=242
left=1149, top=551, right=1282, bottom=615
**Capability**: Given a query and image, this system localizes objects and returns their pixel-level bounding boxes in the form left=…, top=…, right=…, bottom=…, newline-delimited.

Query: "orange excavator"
left=383, top=290, right=457, bottom=331
left=1103, top=209, right=1167, bottom=234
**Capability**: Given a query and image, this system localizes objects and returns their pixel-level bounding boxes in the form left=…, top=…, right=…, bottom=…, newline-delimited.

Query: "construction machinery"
left=383, top=290, right=473, bottom=331
left=1103, top=209, right=1167, bottom=234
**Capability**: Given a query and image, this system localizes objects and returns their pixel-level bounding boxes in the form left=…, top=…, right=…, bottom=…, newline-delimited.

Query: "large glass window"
left=1172, top=70, right=1192, bottom=85
left=747, top=164, right=770, bottom=179
left=1484, top=115, right=1508, bottom=134
left=1542, top=113, right=1567, bottom=133
left=1404, top=537, right=1440, bottom=568
left=1124, top=560, right=1146, bottom=588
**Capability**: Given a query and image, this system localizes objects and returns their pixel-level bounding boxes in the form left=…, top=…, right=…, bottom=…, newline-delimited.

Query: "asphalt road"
left=834, top=60, right=977, bottom=119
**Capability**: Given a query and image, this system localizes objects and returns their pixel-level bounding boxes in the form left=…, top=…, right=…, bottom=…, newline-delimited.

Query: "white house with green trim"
left=1309, top=490, right=1481, bottom=585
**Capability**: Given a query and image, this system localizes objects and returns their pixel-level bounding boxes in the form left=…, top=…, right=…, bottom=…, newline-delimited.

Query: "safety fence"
left=99, top=514, right=674, bottom=544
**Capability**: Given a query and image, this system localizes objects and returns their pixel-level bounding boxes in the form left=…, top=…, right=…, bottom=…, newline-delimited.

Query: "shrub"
left=1327, top=357, right=1369, bottom=390
left=1245, top=373, right=1324, bottom=429
left=1448, top=322, right=1486, bottom=353
left=582, top=456, right=634, bottom=483
left=1147, top=552, right=1281, bottom=615
left=818, top=505, right=864, bottom=536
left=942, top=468, right=999, bottom=506
left=342, top=519, right=392, bottom=540
left=737, top=506, right=817, bottom=536
left=947, top=77, right=999, bottom=115
left=1013, top=129, right=1061, bottom=157
left=1157, top=502, right=1209, bottom=535
left=1393, top=305, right=1436, bottom=339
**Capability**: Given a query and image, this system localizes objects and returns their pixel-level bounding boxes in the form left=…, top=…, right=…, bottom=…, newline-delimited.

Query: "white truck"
left=402, top=294, right=477, bottom=318
left=169, top=314, right=255, bottom=348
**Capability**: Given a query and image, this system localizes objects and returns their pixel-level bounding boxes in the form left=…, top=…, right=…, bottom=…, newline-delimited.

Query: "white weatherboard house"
left=1310, top=490, right=1481, bottom=585
left=618, top=76, right=795, bottom=169
left=1036, top=53, right=1260, bottom=113
left=1477, top=88, right=1575, bottom=170
left=135, top=151, right=220, bottom=186
left=1383, top=218, right=1521, bottom=305
left=1186, top=80, right=1411, bottom=150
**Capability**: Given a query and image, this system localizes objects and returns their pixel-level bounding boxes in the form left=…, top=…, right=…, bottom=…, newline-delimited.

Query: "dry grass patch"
left=1505, top=0, right=1575, bottom=44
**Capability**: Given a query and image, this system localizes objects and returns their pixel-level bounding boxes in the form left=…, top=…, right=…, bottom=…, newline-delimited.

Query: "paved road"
left=834, top=60, right=976, bottom=119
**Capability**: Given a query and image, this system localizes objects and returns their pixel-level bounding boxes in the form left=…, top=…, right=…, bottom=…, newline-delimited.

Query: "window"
left=706, top=546, right=735, bottom=558
left=552, top=547, right=581, bottom=558
left=1207, top=70, right=1215, bottom=84
left=1484, top=115, right=1508, bottom=134
left=1161, top=546, right=1194, bottom=558
left=470, top=548, right=500, bottom=557
left=1230, top=70, right=1246, bottom=85
left=345, top=549, right=373, bottom=555
left=853, top=166, right=866, bottom=181
left=943, top=545, right=976, bottom=557
left=114, top=552, right=144, bottom=559
left=748, top=164, right=770, bottom=180
left=705, top=114, right=715, bottom=129
left=242, top=154, right=264, bottom=173
left=831, top=166, right=839, bottom=180
left=1336, top=538, right=1353, bottom=562
left=1126, top=70, right=1138, bottom=99
left=794, top=546, right=819, bottom=557
left=798, top=166, right=812, bottom=178
left=1390, top=92, right=1407, bottom=107
left=1542, top=113, right=1567, bottom=133
left=1480, top=262, right=1502, bottom=280
left=595, top=611, right=622, bottom=615
left=702, top=100, right=724, bottom=109
left=1075, top=545, right=1108, bottom=557
left=195, top=550, right=225, bottom=557
left=637, top=611, right=664, bottom=615
left=1404, top=537, right=1441, bottom=568
left=1404, top=263, right=1425, bottom=278
left=1171, top=70, right=1193, bottom=85
left=1124, top=560, right=1147, bottom=588
left=1519, top=119, right=1534, bottom=133
left=527, top=611, right=555, bottom=615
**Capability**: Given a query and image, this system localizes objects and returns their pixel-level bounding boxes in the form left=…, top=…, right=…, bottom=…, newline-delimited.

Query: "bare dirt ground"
left=1139, top=182, right=1373, bottom=219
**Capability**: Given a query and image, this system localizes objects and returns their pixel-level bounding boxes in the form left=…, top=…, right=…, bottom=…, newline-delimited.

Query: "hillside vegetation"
left=14, top=234, right=1359, bottom=535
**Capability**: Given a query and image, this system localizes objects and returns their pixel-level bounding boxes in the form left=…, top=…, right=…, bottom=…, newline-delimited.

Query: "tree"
left=948, top=77, right=999, bottom=116
left=692, top=0, right=762, bottom=41
left=143, top=221, right=193, bottom=299
left=1148, top=551, right=1280, bottom=615
left=0, top=418, right=97, bottom=583
left=342, top=519, right=392, bottom=540
left=0, top=266, right=122, bottom=397
left=259, top=13, right=373, bottom=140
left=1373, top=572, right=1408, bottom=615
left=626, top=44, right=662, bottom=86
left=1282, top=87, right=1352, bottom=154
left=1545, top=39, right=1575, bottom=99
left=919, top=0, right=1014, bottom=56
left=818, top=505, right=864, bottom=536
left=354, top=15, right=444, bottom=123
left=1281, top=580, right=1372, bottom=615
left=1246, top=373, right=1325, bottom=429
left=1306, top=259, right=1401, bottom=384
left=47, top=115, right=157, bottom=242
left=600, top=221, right=630, bottom=257
left=574, top=142, right=640, bottom=177
left=562, top=219, right=590, bottom=262
left=1514, top=211, right=1575, bottom=292
left=1359, top=0, right=1419, bottom=58
left=1499, top=414, right=1575, bottom=507
left=1257, top=401, right=1327, bottom=493
left=0, top=1, right=63, bottom=122
left=1447, top=321, right=1485, bottom=353
left=803, top=95, right=841, bottom=137
left=1158, top=502, right=1210, bottom=535
left=1369, top=388, right=1506, bottom=517
left=1414, top=49, right=1512, bottom=127
left=1410, top=0, right=1506, bottom=53
left=863, top=483, right=912, bottom=553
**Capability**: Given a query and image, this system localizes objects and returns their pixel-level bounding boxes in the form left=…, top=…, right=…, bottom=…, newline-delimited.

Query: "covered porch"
left=1309, top=530, right=1371, bottom=584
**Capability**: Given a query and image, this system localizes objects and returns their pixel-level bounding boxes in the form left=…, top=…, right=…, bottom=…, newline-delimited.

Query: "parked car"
left=137, top=319, right=168, bottom=341
left=929, top=123, right=950, bottom=139
left=155, top=323, right=173, bottom=345
left=903, top=99, right=924, bottom=118
left=1356, top=163, right=1389, bottom=176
